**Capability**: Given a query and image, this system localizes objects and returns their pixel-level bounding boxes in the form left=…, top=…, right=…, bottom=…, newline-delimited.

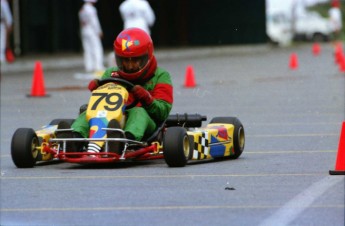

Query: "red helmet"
left=331, top=0, right=340, bottom=7
left=114, top=28, right=157, bottom=83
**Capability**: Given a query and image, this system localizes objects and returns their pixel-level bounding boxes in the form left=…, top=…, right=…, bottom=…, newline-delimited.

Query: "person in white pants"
left=79, top=0, right=104, bottom=74
left=119, top=0, right=155, bottom=35
left=328, top=0, right=342, bottom=42
left=0, top=0, right=13, bottom=63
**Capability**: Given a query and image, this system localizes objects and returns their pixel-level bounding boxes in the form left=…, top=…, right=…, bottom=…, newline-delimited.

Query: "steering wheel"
left=98, top=77, right=138, bottom=109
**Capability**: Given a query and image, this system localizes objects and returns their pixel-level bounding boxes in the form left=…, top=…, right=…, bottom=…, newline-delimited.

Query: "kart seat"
left=144, top=120, right=166, bottom=144
left=143, top=113, right=207, bottom=144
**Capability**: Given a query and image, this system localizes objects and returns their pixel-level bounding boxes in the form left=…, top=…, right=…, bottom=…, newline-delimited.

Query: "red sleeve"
left=151, top=83, right=173, bottom=104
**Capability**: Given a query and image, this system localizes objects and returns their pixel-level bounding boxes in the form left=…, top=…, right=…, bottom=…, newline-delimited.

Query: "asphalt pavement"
left=1, top=43, right=344, bottom=226
left=1, top=44, right=270, bottom=74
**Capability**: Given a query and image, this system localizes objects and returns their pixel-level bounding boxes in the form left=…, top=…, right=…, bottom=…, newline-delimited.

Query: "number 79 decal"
left=90, top=93, right=123, bottom=111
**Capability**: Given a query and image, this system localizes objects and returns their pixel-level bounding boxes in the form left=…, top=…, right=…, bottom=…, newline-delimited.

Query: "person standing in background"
left=119, top=0, right=155, bottom=35
left=328, top=0, right=343, bottom=43
left=79, top=0, right=104, bottom=76
left=0, top=0, right=13, bottom=64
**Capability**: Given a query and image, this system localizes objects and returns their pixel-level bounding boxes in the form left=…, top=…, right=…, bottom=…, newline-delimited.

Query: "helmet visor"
left=116, top=54, right=149, bottom=74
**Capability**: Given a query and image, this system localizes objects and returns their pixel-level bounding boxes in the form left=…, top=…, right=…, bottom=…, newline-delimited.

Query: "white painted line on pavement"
left=259, top=176, right=344, bottom=226
left=248, top=133, right=338, bottom=138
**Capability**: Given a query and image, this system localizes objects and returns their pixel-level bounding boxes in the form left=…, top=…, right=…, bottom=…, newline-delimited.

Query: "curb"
left=1, top=44, right=270, bottom=74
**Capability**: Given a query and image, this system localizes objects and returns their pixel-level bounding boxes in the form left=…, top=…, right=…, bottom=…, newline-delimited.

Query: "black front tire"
left=11, top=128, right=40, bottom=168
left=210, top=117, right=245, bottom=159
left=163, top=127, right=192, bottom=167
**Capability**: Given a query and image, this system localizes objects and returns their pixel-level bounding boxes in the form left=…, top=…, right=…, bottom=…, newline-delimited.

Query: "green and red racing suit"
left=71, top=66, right=173, bottom=141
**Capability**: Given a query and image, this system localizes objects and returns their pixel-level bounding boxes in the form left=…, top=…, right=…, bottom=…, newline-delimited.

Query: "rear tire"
left=49, top=119, right=75, bottom=126
left=163, top=127, right=192, bottom=167
left=209, top=117, right=245, bottom=159
left=11, top=128, right=39, bottom=168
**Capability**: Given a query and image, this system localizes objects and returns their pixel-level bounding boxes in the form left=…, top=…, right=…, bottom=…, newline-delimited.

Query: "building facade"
left=10, top=0, right=266, bottom=55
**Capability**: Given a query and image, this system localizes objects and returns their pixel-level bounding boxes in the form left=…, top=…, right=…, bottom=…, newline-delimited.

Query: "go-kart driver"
left=59, top=28, right=173, bottom=154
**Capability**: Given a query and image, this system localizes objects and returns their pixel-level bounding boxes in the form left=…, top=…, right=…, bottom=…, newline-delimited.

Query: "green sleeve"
left=146, top=100, right=172, bottom=123
left=101, top=67, right=118, bottom=79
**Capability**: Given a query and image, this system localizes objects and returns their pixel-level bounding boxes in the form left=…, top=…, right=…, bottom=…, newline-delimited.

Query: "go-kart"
left=11, top=78, right=245, bottom=168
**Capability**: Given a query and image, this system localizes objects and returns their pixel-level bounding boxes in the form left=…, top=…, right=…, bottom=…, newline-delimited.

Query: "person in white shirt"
left=328, top=0, right=343, bottom=42
left=79, top=0, right=104, bottom=74
left=119, top=0, right=155, bottom=35
left=0, top=0, right=13, bottom=63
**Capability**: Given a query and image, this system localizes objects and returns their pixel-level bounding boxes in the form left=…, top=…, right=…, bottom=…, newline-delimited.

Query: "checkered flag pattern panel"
left=193, top=132, right=209, bottom=159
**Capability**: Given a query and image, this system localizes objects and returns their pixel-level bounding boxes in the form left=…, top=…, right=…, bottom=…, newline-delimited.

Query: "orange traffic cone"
left=312, top=43, right=321, bottom=56
left=184, top=65, right=196, bottom=88
left=5, top=48, right=15, bottom=63
left=339, top=54, right=345, bottom=73
left=289, top=53, right=298, bottom=70
left=329, top=122, right=345, bottom=175
left=335, top=42, right=343, bottom=53
left=334, top=43, right=343, bottom=65
left=27, top=61, right=49, bottom=97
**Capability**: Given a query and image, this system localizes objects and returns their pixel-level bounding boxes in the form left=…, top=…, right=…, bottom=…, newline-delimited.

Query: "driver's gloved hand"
left=88, top=79, right=100, bottom=92
left=131, top=85, right=154, bottom=106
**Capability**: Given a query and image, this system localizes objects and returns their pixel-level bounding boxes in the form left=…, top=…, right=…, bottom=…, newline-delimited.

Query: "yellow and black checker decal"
left=192, top=131, right=211, bottom=160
